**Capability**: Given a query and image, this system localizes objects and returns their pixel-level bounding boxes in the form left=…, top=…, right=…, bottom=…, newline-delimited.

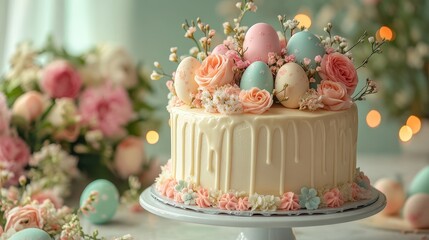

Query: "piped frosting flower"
left=323, top=188, right=344, bottom=208
left=195, top=188, right=211, bottom=208
left=299, top=187, right=320, bottom=210
left=237, top=197, right=250, bottom=211
left=279, top=192, right=300, bottom=211
left=249, top=193, right=280, bottom=211
left=218, top=193, right=238, bottom=211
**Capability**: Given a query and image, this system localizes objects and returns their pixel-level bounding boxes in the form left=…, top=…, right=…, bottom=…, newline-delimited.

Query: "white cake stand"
left=140, top=187, right=386, bottom=240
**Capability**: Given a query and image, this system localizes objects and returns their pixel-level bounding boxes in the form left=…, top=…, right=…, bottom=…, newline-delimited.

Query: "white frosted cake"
left=152, top=0, right=381, bottom=212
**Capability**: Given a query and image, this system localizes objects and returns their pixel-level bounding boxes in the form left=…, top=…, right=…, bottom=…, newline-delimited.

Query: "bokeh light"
left=399, top=125, right=413, bottom=142
left=376, top=26, right=394, bottom=41
left=146, top=130, right=159, bottom=144
left=406, top=115, right=422, bottom=134
left=294, top=14, right=312, bottom=29
left=366, top=110, right=381, bottom=128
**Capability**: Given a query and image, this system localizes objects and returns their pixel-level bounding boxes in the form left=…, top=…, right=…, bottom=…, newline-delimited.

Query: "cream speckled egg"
left=403, top=193, right=429, bottom=229
left=174, top=57, right=201, bottom=105
left=275, top=62, right=309, bottom=108
left=374, top=178, right=405, bottom=216
left=10, top=228, right=51, bottom=240
left=243, top=23, right=281, bottom=64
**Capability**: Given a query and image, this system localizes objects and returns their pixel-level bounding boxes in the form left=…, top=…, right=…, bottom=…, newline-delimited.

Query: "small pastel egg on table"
left=374, top=178, right=405, bottom=216
left=243, top=23, right=281, bottom=64
left=408, top=165, right=429, bottom=196
left=275, top=62, right=309, bottom=108
left=9, top=228, right=51, bottom=240
left=80, top=179, right=119, bottom=224
left=403, top=193, right=429, bottom=229
left=286, top=31, right=325, bottom=68
left=240, top=61, right=273, bottom=92
left=174, top=56, right=201, bottom=105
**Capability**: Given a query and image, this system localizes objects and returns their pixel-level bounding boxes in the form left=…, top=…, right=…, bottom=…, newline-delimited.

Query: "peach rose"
left=4, top=205, right=43, bottom=232
left=318, top=52, right=358, bottom=95
left=12, top=91, right=46, bottom=122
left=317, top=80, right=352, bottom=111
left=31, top=191, right=64, bottom=209
left=239, top=87, right=273, bottom=114
left=114, top=136, right=145, bottom=179
left=195, top=54, right=234, bottom=91
left=40, top=60, right=82, bottom=99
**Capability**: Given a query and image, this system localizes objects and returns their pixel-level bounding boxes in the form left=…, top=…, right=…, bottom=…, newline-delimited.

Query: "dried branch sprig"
left=352, top=78, right=378, bottom=101
left=356, top=38, right=386, bottom=70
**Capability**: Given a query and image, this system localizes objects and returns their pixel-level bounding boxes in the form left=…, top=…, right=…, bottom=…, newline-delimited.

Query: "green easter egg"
left=80, top=179, right=119, bottom=224
left=240, top=61, right=274, bottom=92
left=286, top=31, right=325, bottom=68
left=10, top=228, right=51, bottom=240
left=409, top=166, right=429, bottom=196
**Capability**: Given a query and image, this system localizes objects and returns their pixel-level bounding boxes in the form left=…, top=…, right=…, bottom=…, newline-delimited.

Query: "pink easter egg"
left=243, top=23, right=281, bottom=64
left=403, top=194, right=429, bottom=229
left=374, top=178, right=405, bottom=216
left=211, top=44, right=229, bottom=55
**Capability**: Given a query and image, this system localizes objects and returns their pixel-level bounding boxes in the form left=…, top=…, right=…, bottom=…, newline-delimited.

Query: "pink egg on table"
left=403, top=194, right=429, bottom=229
left=374, top=178, right=405, bottom=216
left=243, top=23, right=281, bottom=64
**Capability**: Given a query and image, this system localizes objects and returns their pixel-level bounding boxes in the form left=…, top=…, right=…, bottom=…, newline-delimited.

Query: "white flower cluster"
left=201, top=87, right=243, bottom=114
left=248, top=193, right=280, bottom=211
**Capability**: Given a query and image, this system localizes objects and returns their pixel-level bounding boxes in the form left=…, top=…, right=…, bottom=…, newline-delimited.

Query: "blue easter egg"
left=80, top=179, right=119, bottom=224
left=286, top=31, right=325, bottom=68
left=240, top=61, right=274, bottom=92
left=10, top=228, right=51, bottom=240
left=409, top=166, right=429, bottom=196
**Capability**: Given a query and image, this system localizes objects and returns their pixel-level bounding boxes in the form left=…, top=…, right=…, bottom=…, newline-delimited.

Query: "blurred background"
left=0, top=0, right=428, bottom=160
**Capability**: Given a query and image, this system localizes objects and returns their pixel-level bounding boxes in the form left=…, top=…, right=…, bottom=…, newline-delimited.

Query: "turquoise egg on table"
left=408, top=166, right=429, bottom=196
left=240, top=61, right=274, bottom=92
left=10, top=228, right=51, bottom=240
left=80, top=179, right=119, bottom=224
left=286, top=31, right=325, bottom=68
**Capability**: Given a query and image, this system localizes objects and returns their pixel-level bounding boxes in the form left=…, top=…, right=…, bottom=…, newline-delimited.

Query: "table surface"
left=90, top=154, right=429, bottom=240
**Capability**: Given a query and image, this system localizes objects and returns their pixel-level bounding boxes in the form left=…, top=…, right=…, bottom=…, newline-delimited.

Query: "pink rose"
left=41, top=60, right=82, bottom=99
left=323, top=188, right=344, bottom=208
left=218, top=193, right=238, bottom=211
left=317, top=80, right=352, bottom=111
left=114, top=137, right=145, bottom=179
left=195, top=54, right=234, bottom=91
left=4, top=205, right=44, bottom=232
left=279, top=192, right=300, bottom=211
left=79, top=82, right=133, bottom=138
left=195, top=188, right=211, bottom=208
left=12, top=91, right=46, bottom=122
left=318, top=52, right=358, bottom=95
left=239, top=87, right=273, bottom=114
left=31, top=191, right=63, bottom=209
left=0, top=93, right=10, bottom=136
left=0, top=136, right=30, bottom=185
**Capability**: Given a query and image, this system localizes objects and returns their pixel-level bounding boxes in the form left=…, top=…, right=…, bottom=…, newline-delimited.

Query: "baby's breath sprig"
left=352, top=78, right=378, bottom=101
left=182, top=18, right=215, bottom=59
left=150, top=61, right=172, bottom=81
left=120, top=176, right=142, bottom=207
left=344, top=31, right=367, bottom=54
left=278, top=15, right=300, bottom=37
left=356, top=37, right=386, bottom=70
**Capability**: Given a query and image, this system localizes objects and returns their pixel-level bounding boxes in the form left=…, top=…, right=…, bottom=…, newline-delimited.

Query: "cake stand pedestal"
left=140, top=188, right=386, bottom=240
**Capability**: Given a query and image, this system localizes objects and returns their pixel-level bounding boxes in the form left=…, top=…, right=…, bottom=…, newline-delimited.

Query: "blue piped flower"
left=174, top=180, right=187, bottom=192
left=299, top=187, right=321, bottom=210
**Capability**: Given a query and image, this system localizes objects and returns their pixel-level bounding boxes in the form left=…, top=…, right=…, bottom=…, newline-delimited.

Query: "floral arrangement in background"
left=151, top=0, right=383, bottom=115
left=0, top=37, right=159, bottom=238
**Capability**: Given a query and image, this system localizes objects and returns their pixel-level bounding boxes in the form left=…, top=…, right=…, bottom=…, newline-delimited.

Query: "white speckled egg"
left=243, top=23, right=281, bottom=64
left=174, top=57, right=201, bottom=105
left=10, top=228, right=51, bottom=240
left=80, top=179, right=119, bottom=224
left=403, top=193, right=429, bottom=229
left=275, top=62, right=309, bottom=108
left=374, top=178, right=405, bottom=216
left=286, top=31, right=325, bottom=68
left=240, top=61, right=273, bottom=92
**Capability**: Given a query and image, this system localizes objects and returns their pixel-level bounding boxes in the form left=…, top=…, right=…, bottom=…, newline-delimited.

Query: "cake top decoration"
left=151, top=0, right=385, bottom=115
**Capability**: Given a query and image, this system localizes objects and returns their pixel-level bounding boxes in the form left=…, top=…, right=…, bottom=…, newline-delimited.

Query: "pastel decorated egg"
left=286, top=31, right=325, bottom=68
left=243, top=23, right=281, bottom=64
left=10, top=228, right=51, bottom=240
left=403, top=193, right=429, bottom=229
left=374, top=178, right=405, bottom=216
left=275, top=62, right=309, bottom=108
left=211, top=44, right=229, bottom=55
left=240, top=61, right=273, bottom=92
left=80, top=179, right=119, bottom=224
left=174, top=57, right=201, bottom=105
left=408, top=166, right=429, bottom=196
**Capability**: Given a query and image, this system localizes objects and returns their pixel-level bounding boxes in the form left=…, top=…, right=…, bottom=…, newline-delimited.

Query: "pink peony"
left=31, top=191, right=63, bottom=209
left=279, top=192, right=300, bottom=211
left=317, top=80, right=352, bottom=111
left=40, top=60, right=82, bottom=99
left=323, top=188, right=344, bottom=208
left=4, top=205, right=44, bottom=232
left=195, top=188, right=211, bottom=208
left=218, top=193, right=238, bottom=211
left=239, top=87, right=273, bottom=114
left=0, top=136, right=30, bottom=185
left=318, top=53, right=358, bottom=95
left=12, top=91, right=46, bottom=122
left=0, top=93, right=10, bottom=136
left=237, top=197, right=250, bottom=211
left=79, top=82, right=133, bottom=138
left=114, top=136, right=145, bottom=179
left=195, top=54, right=234, bottom=91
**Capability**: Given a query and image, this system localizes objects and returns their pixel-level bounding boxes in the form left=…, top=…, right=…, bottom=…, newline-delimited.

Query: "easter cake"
left=152, top=0, right=383, bottom=212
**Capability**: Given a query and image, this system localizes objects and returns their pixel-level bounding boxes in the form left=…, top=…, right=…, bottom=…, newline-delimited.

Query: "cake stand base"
left=140, top=187, right=386, bottom=240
